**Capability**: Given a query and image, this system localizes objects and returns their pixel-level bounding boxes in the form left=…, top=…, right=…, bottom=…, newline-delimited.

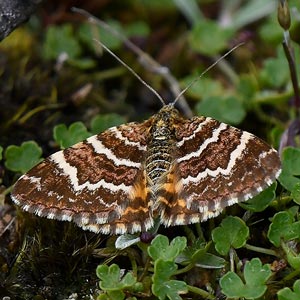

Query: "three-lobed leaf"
left=148, top=235, right=187, bottom=261
left=240, top=182, right=277, bottom=212
left=259, top=47, right=290, bottom=88
left=96, top=264, right=136, bottom=291
left=220, top=258, right=271, bottom=299
left=152, top=259, right=187, bottom=300
left=188, top=20, right=234, bottom=56
left=279, top=147, right=300, bottom=192
left=267, top=211, right=300, bottom=247
left=278, top=279, right=300, bottom=300
left=53, top=121, right=91, bottom=149
left=291, top=182, right=300, bottom=205
left=212, top=216, right=249, bottom=255
left=196, top=96, right=246, bottom=125
left=90, top=113, right=126, bottom=135
left=4, top=141, right=43, bottom=173
left=43, top=24, right=82, bottom=60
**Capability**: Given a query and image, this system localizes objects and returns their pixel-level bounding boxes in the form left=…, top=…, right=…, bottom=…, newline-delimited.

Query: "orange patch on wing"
left=157, top=165, right=184, bottom=207
left=129, top=170, right=152, bottom=207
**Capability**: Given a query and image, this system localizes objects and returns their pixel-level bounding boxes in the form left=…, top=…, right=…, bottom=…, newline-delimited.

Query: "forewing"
left=11, top=121, right=153, bottom=234
left=160, top=116, right=281, bottom=226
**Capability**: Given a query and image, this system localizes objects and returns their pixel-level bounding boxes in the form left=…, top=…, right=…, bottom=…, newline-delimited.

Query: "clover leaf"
left=212, top=216, right=249, bottom=255
left=53, top=121, right=91, bottom=149
left=183, top=76, right=224, bottom=100
left=291, top=182, right=300, bottom=205
left=90, top=113, right=126, bottom=135
left=4, top=141, right=43, bottom=173
left=152, top=259, right=187, bottom=300
left=148, top=235, right=187, bottom=261
left=279, top=147, right=300, bottom=192
left=259, top=47, right=290, bottom=88
left=278, top=279, right=300, bottom=300
left=188, top=20, right=234, bottom=56
left=43, top=24, right=82, bottom=60
left=267, top=211, right=300, bottom=247
left=196, top=96, right=246, bottom=125
left=240, top=182, right=277, bottom=212
left=220, top=258, right=272, bottom=299
left=96, top=264, right=136, bottom=300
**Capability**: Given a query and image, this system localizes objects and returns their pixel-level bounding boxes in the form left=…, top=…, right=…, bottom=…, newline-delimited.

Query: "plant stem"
left=244, top=243, right=278, bottom=257
left=282, top=268, right=300, bottom=282
left=187, top=284, right=215, bottom=299
left=174, top=263, right=195, bottom=275
left=138, top=255, right=151, bottom=282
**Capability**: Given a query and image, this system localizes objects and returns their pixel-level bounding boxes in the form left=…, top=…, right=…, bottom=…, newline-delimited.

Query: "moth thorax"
left=146, top=124, right=175, bottom=185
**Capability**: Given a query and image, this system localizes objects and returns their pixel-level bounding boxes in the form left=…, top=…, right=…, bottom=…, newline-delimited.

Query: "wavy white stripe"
left=87, top=135, right=141, bottom=168
left=51, top=151, right=132, bottom=193
left=177, top=123, right=228, bottom=163
left=181, top=131, right=253, bottom=184
left=110, top=126, right=147, bottom=151
left=176, top=117, right=213, bottom=147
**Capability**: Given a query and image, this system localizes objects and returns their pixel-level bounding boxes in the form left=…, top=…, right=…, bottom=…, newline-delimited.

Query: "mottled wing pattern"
left=11, top=120, right=154, bottom=235
left=160, top=116, right=281, bottom=227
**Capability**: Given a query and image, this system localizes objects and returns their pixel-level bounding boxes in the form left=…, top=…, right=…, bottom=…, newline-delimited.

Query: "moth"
left=10, top=23, right=281, bottom=234
left=11, top=101, right=281, bottom=235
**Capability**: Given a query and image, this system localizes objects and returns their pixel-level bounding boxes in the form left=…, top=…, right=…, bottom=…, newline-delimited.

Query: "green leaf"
left=279, top=147, right=300, bottom=192
left=96, top=264, right=136, bottom=292
left=239, top=182, right=277, bottom=212
left=237, top=74, right=258, bottom=101
left=148, top=235, right=187, bottom=261
left=212, top=216, right=249, bottom=255
left=267, top=211, right=300, bottom=247
left=177, top=240, right=226, bottom=269
left=0, top=146, right=3, bottom=160
left=195, top=96, right=246, bottom=125
left=182, top=76, right=224, bottom=100
left=220, top=258, right=271, bottom=299
left=291, top=182, right=300, bottom=205
left=53, top=122, right=91, bottom=149
left=188, top=20, right=234, bottom=56
left=281, top=242, right=300, bottom=269
left=90, top=113, right=127, bottom=135
left=194, top=253, right=226, bottom=269
left=259, top=15, right=283, bottom=44
left=278, top=279, right=300, bottom=300
left=106, top=290, right=125, bottom=300
left=259, top=47, right=290, bottom=88
left=152, top=260, right=187, bottom=300
left=115, top=234, right=140, bottom=250
left=43, top=24, right=82, bottom=60
left=4, top=141, right=43, bottom=173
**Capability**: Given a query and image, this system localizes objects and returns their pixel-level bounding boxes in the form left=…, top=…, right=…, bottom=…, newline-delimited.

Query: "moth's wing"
left=11, top=120, right=153, bottom=235
left=160, top=116, right=281, bottom=227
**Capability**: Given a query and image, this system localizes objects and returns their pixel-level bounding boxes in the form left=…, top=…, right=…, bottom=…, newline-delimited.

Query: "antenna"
left=72, top=7, right=244, bottom=112
left=172, top=42, right=244, bottom=106
left=93, top=39, right=166, bottom=106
